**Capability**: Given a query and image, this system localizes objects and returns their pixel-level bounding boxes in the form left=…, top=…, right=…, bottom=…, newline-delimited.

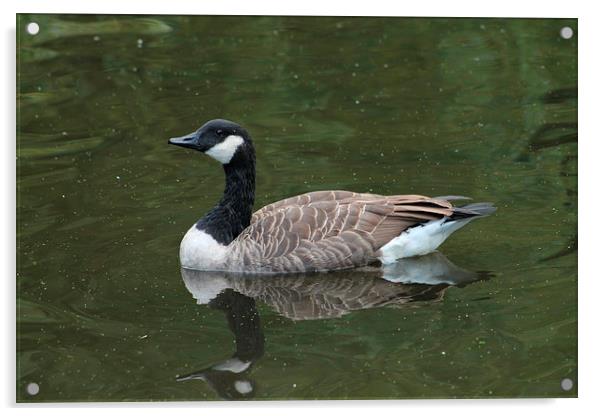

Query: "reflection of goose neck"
left=177, top=289, right=264, bottom=400
left=209, top=289, right=264, bottom=362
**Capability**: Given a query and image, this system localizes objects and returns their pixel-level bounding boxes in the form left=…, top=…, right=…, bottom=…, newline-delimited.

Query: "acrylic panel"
left=16, top=14, right=577, bottom=401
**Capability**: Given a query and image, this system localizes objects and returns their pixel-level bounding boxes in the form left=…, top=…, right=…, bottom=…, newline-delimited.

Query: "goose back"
left=226, top=190, right=455, bottom=273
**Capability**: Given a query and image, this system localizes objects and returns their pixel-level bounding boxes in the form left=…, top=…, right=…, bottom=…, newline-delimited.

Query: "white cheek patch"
left=205, top=135, right=244, bottom=164
left=234, top=380, right=253, bottom=395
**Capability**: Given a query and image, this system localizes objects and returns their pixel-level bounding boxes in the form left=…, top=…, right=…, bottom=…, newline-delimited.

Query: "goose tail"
left=450, top=202, right=497, bottom=220
left=378, top=200, right=496, bottom=264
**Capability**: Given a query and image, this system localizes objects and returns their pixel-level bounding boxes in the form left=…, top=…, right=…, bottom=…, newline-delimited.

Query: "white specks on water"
left=355, top=99, right=360, bottom=104
left=93, top=35, right=100, bottom=41
left=292, top=383, right=297, bottom=388
left=137, top=38, right=144, bottom=48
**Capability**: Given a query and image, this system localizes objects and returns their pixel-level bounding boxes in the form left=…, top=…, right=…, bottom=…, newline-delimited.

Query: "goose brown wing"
left=232, top=193, right=454, bottom=273
left=251, top=190, right=380, bottom=223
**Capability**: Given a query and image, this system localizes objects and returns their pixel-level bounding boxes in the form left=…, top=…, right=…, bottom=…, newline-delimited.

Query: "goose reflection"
left=176, top=289, right=263, bottom=399
left=176, top=252, right=491, bottom=399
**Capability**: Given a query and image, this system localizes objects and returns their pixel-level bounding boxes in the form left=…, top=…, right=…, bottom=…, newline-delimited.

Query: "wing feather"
left=234, top=191, right=455, bottom=272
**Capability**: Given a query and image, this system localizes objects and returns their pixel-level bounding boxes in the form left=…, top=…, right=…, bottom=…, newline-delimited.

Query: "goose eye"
left=216, top=129, right=224, bottom=137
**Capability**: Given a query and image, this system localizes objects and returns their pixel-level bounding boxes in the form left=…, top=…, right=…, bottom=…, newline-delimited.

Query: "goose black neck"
left=196, top=145, right=256, bottom=245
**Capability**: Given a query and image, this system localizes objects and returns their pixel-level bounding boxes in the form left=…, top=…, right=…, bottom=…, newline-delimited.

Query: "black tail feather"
left=449, top=202, right=497, bottom=220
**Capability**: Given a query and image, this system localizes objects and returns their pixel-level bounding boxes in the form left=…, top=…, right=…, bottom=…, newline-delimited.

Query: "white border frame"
left=3, top=1, right=599, bottom=415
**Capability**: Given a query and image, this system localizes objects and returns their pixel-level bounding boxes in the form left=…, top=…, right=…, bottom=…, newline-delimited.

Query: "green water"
left=16, top=15, right=577, bottom=401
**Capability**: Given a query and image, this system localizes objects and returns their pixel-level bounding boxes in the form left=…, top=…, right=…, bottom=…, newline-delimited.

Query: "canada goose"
left=168, top=119, right=496, bottom=273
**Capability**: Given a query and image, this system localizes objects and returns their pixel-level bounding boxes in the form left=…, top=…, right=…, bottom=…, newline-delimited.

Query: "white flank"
left=378, top=218, right=473, bottom=264
left=205, top=134, right=244, bottom=164
left=180, top=226, right=229, bottom=271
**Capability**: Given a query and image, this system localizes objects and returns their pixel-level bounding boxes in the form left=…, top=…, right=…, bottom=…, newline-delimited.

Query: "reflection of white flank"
left=212, top=358, right=251, bottom=373
left=180, top=268, right=230, bottom=305
left=382, top=251, right=479, bottom=286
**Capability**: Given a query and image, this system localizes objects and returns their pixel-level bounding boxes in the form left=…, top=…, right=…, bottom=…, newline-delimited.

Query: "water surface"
left=17, top=15, right=577, bottom=401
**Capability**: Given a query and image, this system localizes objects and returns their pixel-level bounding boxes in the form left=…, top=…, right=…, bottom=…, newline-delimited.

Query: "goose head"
left=168, top=119, right=253, bottom=165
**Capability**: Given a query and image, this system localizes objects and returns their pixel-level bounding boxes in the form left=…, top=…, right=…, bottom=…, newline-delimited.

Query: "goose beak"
left=176, top=372, right=207, bottom=382
left=168, top=132, right=198, bottom=149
